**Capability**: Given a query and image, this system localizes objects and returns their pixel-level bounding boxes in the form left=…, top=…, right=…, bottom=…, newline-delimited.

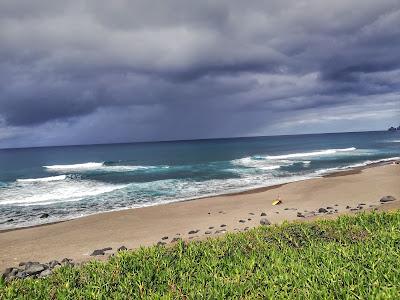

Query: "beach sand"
left=1, top=163, right=399, bottom=270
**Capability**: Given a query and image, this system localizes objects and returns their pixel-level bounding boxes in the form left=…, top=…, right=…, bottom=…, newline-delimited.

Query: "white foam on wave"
left=0, top=178, right=127, bottom=206
left=231, top=156, right=283, bottom=170
left=315, top=156, right=400, bottom=175
left=44, top=162, right=165, bottom=173
left=265, top=147, right=356, bottom=159
left=16, top=175, right=67, bottom=183
left=44, top=162, right=103, bottom=171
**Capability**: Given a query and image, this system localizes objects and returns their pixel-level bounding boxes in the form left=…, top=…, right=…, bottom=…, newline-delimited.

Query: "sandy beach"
left=1, top=163, right=399, bottom=271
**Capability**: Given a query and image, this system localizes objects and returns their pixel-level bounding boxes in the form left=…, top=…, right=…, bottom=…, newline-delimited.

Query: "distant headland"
left=388, top=125, right=400, bottom=131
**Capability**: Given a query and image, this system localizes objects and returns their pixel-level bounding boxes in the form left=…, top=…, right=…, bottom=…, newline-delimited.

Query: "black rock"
left=220, top=224, right=226, bottom=227
left=117, top=246, right=127, bottom=252
left=171, top=237, right=181, bottom=243
left=6, top=219, right=14, bottom=223
left=157, top=241, right=166, bottom=246
left=249, top=212, right=254, bottom=215
left=359, top=203, right=366, bottom=206
left=90, top=249, right=105, bottom=256
left=380, top=196, right=396, bottom=203
left=318, top=208, right=328, bottom=213
left=161, top=236, right=168, bottom=240
left=208, top=226, right=214, bottom=229
left=346, top=205, right=351, bottom=209
left=260, top=218, right=271, bottom=226
left=48, top=260, right=60, bottom=269
left=239, top=220, right=246, bottom=223
left=261, top=212, right=267, bottom=216
left=188, top=230, right=199, bottom=234
left=101, top=247, right=112, bottom=252
left=326, top=207, right=333, bottom=210
left=297, top=212, right=305, bottom=218
left=247, top=218, right=252, bottom=221
left=205, top=231, right=212, bottom=234
left=40, top=213, right=49, bottom=219
left=350, top=208, right=358, bottom=211
left=25, top=264, right=46, bottom=275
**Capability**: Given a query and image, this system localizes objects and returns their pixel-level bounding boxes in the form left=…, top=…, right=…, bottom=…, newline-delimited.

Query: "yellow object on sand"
left=272, top=199, right=282, bottom=206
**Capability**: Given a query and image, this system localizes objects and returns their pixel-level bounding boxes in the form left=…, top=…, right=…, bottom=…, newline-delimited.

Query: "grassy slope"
left=1, top=211, right=399, bottom=299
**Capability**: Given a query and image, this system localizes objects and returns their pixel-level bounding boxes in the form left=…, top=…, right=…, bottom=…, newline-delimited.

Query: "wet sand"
left=0, top=163, right=399, bottom=270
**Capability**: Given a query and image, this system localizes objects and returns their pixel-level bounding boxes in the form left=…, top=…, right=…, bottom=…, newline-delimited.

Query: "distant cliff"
left=388, top=125, right=400, bottom=131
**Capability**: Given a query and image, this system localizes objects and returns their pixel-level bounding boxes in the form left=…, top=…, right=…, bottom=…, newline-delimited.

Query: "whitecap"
left=16, top=175, right=67, bottom=183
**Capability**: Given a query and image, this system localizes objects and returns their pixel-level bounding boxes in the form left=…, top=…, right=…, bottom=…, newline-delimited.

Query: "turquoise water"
left=0, top=131, right=399, bottom=229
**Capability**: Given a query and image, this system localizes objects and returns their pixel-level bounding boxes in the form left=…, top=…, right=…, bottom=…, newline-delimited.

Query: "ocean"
left=1, top=131, right=399, bottom=230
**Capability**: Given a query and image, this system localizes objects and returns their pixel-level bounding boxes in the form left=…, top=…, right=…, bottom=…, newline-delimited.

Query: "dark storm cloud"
left=0, top=0, right=399, bottom=147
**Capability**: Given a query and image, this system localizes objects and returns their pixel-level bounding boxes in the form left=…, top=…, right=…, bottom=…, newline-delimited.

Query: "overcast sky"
left=0, top=0, right=399, bottom=148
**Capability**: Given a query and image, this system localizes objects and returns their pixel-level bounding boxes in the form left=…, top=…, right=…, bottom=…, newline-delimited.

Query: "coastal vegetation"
left=1, top=210, right=399, bottom=299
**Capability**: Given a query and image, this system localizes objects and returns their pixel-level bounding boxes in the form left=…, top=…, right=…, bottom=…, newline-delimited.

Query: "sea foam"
left=16, top=175, right=67, bottom=183
left=44, top=162, right=164, bottom=173
left=265, top=147, right=356, bottom=160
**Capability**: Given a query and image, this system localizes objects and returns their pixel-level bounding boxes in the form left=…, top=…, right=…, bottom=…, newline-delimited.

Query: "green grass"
left=1, top=210, right=400, bottom=299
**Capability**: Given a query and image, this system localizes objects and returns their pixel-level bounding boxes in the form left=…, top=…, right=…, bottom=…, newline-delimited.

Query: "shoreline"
left=1, top=159, right=396, bottom=233
left=0, top=162, right=399, bottom=270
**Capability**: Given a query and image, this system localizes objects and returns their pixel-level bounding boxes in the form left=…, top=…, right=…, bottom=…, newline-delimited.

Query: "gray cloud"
left=0, top=0, right=399, bottom=147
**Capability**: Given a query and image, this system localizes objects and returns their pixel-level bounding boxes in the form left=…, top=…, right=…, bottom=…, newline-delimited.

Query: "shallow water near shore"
left=1, top=130, right=399, bottom=229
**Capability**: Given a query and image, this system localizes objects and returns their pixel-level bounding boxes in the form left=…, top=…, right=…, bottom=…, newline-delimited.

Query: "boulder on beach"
left=260, top=218, right=271, bottom=226
left=318, top=208, right=328, bottom=213
left=380, top=195, right=396, bottom=203
left=90, top=249, right=105, bottom=256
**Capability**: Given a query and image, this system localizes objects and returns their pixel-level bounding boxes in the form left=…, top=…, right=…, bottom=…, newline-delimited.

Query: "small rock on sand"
left=91, top=249, right=105, bottom=256
left=157, top=241, right=166, bottom=246
left=220, top=224, right=226, bottom=227
left=209, top=226, right=214, bottom=229
left=239, top=219, right=246, bottom=223
left=171, top=237, right=181, bottom=243
left=188, top=230, right=200, bottom=234
left=117, top=246, right=127, bottom=252
left=380, top=195, right=396, bottom=203
left=297, top=212, right=305, bottom=218
left=161, top=236, right=168, bottom=240
left=318, top=208, right=328, bottom=213
left=346, top=205, right=351, bottom=209
left=205, top=231, right=212, bottom=234
left=260, top=218, right=271, bottom=226
left=261, top=212, right=267, bottom=216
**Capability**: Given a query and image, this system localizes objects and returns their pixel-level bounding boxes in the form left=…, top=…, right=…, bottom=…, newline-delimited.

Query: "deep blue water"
left=1, top=131, right=399, bottom=229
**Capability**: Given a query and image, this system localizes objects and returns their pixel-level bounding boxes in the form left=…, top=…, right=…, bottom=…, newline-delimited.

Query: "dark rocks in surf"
left=39, top=213, right=49, bottom=219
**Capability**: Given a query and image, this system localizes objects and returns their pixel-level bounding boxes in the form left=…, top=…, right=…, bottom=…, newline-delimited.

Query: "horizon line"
left=0, top=129, right=393, bottom=151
